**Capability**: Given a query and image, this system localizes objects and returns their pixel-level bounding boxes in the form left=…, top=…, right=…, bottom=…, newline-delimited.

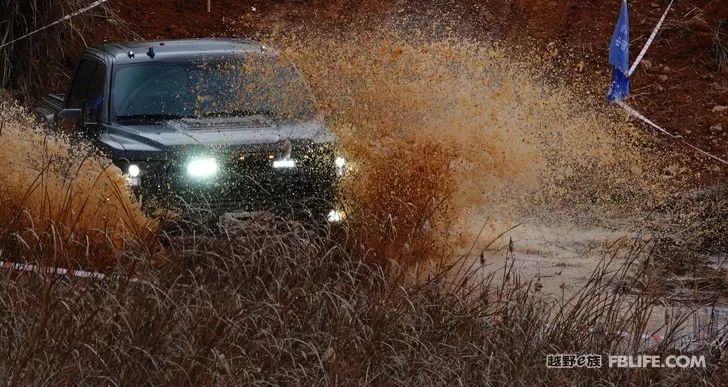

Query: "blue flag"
left=608, top=0, right=630, bottom=101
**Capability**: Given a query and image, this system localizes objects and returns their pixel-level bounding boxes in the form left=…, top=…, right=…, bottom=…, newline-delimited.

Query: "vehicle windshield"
left=111, top=56, right=314, bottom=123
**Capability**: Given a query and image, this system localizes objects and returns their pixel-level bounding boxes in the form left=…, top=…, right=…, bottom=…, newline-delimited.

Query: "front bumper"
left=122, top=143, right=341, bottom=221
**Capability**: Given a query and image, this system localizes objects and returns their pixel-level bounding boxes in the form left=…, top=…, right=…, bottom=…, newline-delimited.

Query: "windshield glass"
left=111, top=56, right=314, bottom=123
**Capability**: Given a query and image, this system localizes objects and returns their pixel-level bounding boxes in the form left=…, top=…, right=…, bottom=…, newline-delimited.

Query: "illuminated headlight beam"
left=334, top=156, right=347, bottom=176
left=124, top=164, right=141, bottom=188
left=272, top=158, right=297, bottom=169
left=187, top=157, right=219, bottom=178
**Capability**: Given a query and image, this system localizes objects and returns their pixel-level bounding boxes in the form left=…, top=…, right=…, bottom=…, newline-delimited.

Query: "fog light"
left=187, top=157, right=219, bottom=178
left=327, top=209, right=346, bottom=224
left=127, top=164, right=141, bottom=178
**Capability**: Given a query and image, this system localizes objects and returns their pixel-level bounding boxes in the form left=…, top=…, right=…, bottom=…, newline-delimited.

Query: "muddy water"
left=474, top=222, right=637, bottom=295
left=462, top=220, right=728, bottom=347
left=277, top=31, right=676, bottom=262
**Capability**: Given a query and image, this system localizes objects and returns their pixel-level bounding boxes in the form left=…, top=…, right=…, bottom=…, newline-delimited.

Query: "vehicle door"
left=65, top=56, right=107, bottom=138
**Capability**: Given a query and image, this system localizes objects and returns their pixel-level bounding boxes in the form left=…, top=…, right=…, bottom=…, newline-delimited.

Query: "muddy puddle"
left=276, top=29, right=727, bottom=346
left=457, top=211, right=728, bottom=348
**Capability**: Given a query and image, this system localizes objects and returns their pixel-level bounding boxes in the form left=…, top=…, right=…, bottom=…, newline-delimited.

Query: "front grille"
left=137, top=143, right=338, bottom=215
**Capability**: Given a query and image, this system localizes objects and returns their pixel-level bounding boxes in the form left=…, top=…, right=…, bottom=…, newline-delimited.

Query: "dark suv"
left=35, top=38, right=347, bottom=223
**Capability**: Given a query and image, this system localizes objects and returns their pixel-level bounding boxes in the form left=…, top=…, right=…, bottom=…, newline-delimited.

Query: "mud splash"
left=276, top=30, right=674, bottom=263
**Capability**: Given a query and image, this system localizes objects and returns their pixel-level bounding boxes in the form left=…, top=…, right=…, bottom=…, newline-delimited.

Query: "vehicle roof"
left=91, top=38, right=271, bottom=64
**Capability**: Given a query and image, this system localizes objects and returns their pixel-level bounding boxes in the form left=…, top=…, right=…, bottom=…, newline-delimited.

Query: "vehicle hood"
left=99, top=116, right=336, bottom=155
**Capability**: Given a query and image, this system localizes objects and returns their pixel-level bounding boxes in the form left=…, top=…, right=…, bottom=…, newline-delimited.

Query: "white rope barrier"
left=616, top=100, right=728, bottom=165
left=0, top=0, right=110, bottom=50
left=0, top=260, right=107, bottom=279
left=615, top=1, right=728, bottom=166
left=628, top=0, right=674, bottom=77
left=615, top=100, right=677, bottom=138
left=0, top=260, right=150, bottom=285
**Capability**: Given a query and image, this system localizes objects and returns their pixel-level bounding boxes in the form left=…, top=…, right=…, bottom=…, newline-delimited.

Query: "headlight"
left=187, top=157, right=219, bottom=178
left=127, top=164, right=141, bottom=178
left=123, top=164, right=142, bottom=188
left=272, top=158, right=297, bottom=169
left=334, top=156, right=347, bottom=176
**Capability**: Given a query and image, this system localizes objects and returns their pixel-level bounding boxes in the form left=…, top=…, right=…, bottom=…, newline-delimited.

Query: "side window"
left=84, top=64, right=106, bottom=123
left=67, top=60, right=97, bottom=109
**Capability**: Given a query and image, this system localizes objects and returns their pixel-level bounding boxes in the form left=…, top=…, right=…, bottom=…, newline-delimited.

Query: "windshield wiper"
left=116, top=113, right=186, bottom=123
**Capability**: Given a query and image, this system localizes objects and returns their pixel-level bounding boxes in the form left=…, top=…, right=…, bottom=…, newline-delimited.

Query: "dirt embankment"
left=483, top=0, right=728, bottom=169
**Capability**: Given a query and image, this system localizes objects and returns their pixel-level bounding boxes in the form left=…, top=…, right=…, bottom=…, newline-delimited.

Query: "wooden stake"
left=207, top=0, right=211, bottom=12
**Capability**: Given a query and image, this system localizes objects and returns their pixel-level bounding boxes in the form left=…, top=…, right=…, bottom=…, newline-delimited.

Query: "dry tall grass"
left=1, top=216, right=727, bottom=385
left=0, top=102, right=154, bottom=268
left=1, top=103, right=724, bottom=383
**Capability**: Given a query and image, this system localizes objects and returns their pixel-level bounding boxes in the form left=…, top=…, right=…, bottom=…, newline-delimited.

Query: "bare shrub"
left=712, top=19, right=728, bottom=72
left=0, top=0, right=129, bottom=100
left=642, top=186, right=728, bottom=299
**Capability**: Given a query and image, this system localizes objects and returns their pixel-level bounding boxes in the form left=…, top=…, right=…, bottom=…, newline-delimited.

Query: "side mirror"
left=56, top=108, right=82, bottom=121
left=54, top=108, right=83, bottom=134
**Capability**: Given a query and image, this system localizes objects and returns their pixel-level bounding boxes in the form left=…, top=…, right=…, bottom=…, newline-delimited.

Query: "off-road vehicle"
left=35, top=38, right=347, bottom=224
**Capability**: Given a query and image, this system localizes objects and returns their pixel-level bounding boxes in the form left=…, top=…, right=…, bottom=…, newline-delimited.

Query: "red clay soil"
left=88, top=0, right=727, bottom=178
left=489, top=0, right=728, bottom=165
